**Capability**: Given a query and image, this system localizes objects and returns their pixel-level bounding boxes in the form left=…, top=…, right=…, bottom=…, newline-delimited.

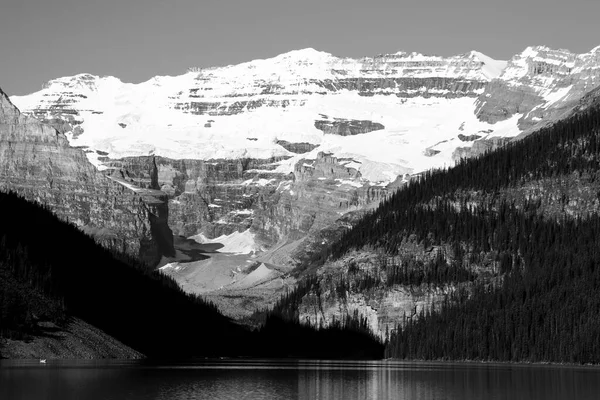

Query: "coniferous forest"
left=245, top=102, right=600, bottom=364
left=309, top=102, right=600, bottom=363
left=0, top=191, right=383, bottom=359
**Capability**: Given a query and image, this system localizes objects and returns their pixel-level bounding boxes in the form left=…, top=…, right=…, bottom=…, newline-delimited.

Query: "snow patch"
left=189, top=229, right=259, bottom=254
left=470, top=51, right=508, bottom=80
left=229, top=263, right=279, bottom=289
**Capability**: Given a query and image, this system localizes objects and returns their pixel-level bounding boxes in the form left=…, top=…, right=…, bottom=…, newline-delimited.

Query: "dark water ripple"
left=1, top=359, right=599, bottom=400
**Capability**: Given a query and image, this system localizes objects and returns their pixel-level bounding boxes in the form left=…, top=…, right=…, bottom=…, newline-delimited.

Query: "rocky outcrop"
left=0, top=318, right=143, bottom=359
left=452, top=137, right=512, bottom=161
left=295, top=152, right=361, bottom=181
left=103, top=151, right=389, bottom=257
left=276, top=140, right=319, bottom=154
left=458, top=134, right=482, bottom=142
left=252, top=153, right=387, bottom=251
left=298, top=283, right=451, bottom=338
left=476, top=46, right=600, bottom=129
left=103, top=155, right=290, bottom=238
left=295, top=248, right=466, bottom=337
left=329, top=77, right=486, bottom=98
left=314, top=117, right=384, bottom=136
left=423, top=148, right=441, bottom=157
left=0, top=87, right=173, bottom=266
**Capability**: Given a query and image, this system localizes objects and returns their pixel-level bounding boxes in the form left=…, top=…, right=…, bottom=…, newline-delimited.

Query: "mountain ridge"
left=5, top=43, right=600, bottom=322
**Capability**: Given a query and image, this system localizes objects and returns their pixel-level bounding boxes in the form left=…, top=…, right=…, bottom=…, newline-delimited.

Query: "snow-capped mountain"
left=0, top=87, right=173, bottom=266
left=477, top=45, right=600, bottom=130
left=7, top=45, right=600, bottom=319
left=13, top=46, right=600, bottom=181
left=12, top=48, right=513, bottom=181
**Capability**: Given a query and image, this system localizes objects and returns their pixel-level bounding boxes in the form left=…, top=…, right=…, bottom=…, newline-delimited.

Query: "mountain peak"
left=272, top=48, right=334, bottom=63
left=43, top=73, right=124, bottom=92
left=282, top=47, right=328, bottom=56
left=464, top=51, right=508, bottom=79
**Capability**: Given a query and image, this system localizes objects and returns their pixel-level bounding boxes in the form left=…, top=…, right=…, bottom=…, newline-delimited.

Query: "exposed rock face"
left=104, top=155, right=289, bottom=239
left=0, top=87, right=173, bottom=266
left=179, top=50, right=500, bottom=110
left=298, top=284, right=451, bottom=338
left=296, top=249, right=463, bottom=337
left=295, top=152, right=361, bottom=181
left=251, top=153, right=390, bottom=255
left=452, top=137, right=513, bottom=161
left=276, top=140, right=319, bottom=154
left=328, top=77, right=486, bottom=98
left=476, top=46, right=600, bottom=129
left=8, top=44, right=600, bottom=326
left=105, top=151, right=388, bottom=259
left=314, top=117, right=384, bottom=136
left=423, top=148, right=441, bottom=157
left=458, top=134, right=482, bottom=142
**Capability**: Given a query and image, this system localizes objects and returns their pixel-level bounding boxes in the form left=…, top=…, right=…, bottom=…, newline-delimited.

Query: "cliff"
left=476, top=45, right=600, bottom=129
left=7, top=44, right=600, bottom=325
left=0, top=87, right=173, bottom=266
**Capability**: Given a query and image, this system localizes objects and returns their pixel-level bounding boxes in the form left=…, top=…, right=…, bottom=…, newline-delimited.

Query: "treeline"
left=258, top=312, right=383, bottom=359
left=315, top=102, right=600, bottom=363
left=250, top=274, right=384, bottom=359
left=0, top=191, right=383, bottom=359
left=0, top=190, right=245, bottom=357
left=384, top=253, right=477, bottom=287
left=386, top=208, right=600, bottom=363
left=319, top=103, right=600, bottom=263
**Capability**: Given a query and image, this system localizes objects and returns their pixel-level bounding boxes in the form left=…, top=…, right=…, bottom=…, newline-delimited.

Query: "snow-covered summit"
left=43, top=73, right=125, bottom=92
left=468, top=51, right=508, bottom=79
left=19, top=45, right=595, bottom=183
left=273, top=47, right=333, bottom=61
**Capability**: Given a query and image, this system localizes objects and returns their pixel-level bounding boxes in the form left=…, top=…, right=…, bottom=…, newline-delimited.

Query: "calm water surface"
left=1, top=359, right=599, bottom=399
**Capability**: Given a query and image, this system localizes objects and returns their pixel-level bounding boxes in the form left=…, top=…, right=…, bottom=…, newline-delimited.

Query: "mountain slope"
left=0, top=192, right=384, bottom=359
left=11, top=48, right=514, bottom=176
left=0, top=87, right=173, bottom=266
left=0, top=191, right=244, bottom=358
left=281, top=92, right=600, bottom=363
left=476, top=45, right=600, bottom=130
left=6, top=45, right=600, bottom=322
left=0, top=318, right=142, bottom=359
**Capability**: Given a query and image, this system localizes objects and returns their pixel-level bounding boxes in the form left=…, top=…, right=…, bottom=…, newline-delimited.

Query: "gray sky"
left=1, top=0, right=599, bottom=95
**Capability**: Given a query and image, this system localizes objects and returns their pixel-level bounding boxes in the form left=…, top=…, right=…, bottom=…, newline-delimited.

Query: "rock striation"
left=314, top=117, right=385, bottom=136
left=7, top=44, right=600, bottom=323
left=10, top=47, right=511, bottom=175
left=476, top=45, right=600, bottom=129
left=0, top=87, right=173, bottom=266
left=103, top=155, right=288, bottom=238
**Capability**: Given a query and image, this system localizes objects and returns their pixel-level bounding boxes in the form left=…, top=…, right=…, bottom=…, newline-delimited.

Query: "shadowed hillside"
left=0, top=190, right=383, bottom=359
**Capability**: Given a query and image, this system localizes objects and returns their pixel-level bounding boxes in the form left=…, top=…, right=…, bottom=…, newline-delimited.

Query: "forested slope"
left=307, top=101, right=600, bottom=363
left=0, top=191, right=246, bottom=358
left=0, top=191, right=383, bottom=359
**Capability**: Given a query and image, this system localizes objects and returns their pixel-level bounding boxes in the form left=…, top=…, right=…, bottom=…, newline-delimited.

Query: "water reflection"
left=297, top=361, right=600, bottom=400
left=1, top=360, right=599, bottom=400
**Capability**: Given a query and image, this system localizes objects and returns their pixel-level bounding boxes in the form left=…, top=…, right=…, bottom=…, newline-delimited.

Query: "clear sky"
left=1, top=0, right=599, bottom=95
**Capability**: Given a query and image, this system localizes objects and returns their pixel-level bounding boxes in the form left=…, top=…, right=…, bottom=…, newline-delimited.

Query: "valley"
left=2, top=44, right=600, bottom=351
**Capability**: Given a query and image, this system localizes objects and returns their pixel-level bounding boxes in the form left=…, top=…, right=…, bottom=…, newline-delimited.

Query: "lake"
left=1, top=359, right=599, bottom=399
